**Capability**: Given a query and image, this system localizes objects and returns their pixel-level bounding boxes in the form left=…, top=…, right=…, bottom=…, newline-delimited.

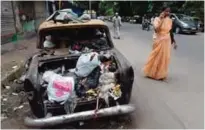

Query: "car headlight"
left=181, top=22, right=188, bottom=27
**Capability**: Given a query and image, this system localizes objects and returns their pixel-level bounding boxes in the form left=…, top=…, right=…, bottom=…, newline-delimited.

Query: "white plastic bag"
left=43, top=35, right=55, bottom=48
left=99, top=72, right=115, bottom=85
left=43, top=71, right=75, bottom=104
left=75, top=52, right=101, bottom=77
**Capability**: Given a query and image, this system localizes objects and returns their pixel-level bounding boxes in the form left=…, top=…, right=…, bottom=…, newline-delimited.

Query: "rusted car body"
left=23, top=10, right=135, bottom=127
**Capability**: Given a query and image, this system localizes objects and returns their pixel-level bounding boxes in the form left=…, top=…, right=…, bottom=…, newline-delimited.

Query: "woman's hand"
left=159, top=12, right=165, bottom=19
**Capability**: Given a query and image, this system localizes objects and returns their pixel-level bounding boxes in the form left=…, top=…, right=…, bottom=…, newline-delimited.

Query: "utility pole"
left=89, top=0, right=92, bottom=18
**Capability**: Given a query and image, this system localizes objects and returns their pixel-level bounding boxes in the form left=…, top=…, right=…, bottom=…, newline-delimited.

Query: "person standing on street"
left=143, top=6, right=177, bottom=80
left=112, top=12, right=122, bottom=39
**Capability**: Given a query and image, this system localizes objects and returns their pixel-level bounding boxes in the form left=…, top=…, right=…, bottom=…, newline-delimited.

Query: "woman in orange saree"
left=143, top=7, right=177, bottom=80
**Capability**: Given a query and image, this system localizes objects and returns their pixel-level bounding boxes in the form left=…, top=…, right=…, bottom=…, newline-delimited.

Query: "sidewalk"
left=1, top=36, right=39, bottom=85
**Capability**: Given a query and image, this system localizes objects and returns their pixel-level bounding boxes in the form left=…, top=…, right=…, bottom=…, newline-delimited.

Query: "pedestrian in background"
left=143, top=6, right=177, bottom=80
left=112, top=12, right=122, bottom=39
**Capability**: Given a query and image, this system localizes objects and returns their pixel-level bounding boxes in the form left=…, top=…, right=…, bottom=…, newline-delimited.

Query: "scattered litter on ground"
left=13, top=105, right=24, bottom=111
left=5, top=86, right=11, bottom=89
left=1, top=114, right=8, bottom=121
left=12, top=66, right=18, bottom=69
left=2, top=98, right=8, bottom=102
left=12, top=93, right=18, bottom=96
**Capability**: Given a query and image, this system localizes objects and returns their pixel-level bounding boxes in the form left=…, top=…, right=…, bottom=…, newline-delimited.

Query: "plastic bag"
left=75, top=52, right=101, bottom=77
left=99, top=72, right=115, bottom=85
left=64, top=92, right=77, bottom=114
left=43, top=35, right=55, bottom=48
left=43, top=71, right=75, bottom=104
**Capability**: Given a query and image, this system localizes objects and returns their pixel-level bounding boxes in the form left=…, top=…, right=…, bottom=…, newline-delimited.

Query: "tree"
left=182, top=1, right=204, bottom=21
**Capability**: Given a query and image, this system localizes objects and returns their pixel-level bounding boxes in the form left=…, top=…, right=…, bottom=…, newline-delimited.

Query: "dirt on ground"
left=1, top=82, right=133, bottom=129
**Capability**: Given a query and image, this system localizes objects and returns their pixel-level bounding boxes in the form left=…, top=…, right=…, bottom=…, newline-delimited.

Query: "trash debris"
left=19, top=74, right=26, bottom=83
left=5, top=86, right=11, bottom=89
left=109, top=84, right=122, bottom=100
left=82, top=67, right=101, bottom=89
left=13, top=105, right=24, bottom=111
left=99, top=83, right=115, bottom=107
left=79, top=14, right=91, bottom=20
left=62, top=65, right=65, bottom=75
left=64, top=92, right=77, bottom=114
left=12, top=65, right=18, bottom=69
left=1, top=114, right=8, bottom=121
left=86, top=89, right=97, bottom=97
left=12, top=92, right=18, bottom=96
left=43, top=35, right=55, bottom=49
left=79, top=121, right=84, bottom=126
left=45, top=113, right=52, bottom=118
left=76, top=67, right=101, bottom=97
left=43, top=71, right=75, bottom=104
left=99, top=72, right=115, bottom=85
left=75, top=52, right=101, bottom=77
left=2, top=98, right=8, bottom=102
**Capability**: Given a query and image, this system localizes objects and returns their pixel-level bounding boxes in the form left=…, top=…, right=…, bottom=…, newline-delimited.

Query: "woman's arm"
left=170, top=24, right=175, bottom=44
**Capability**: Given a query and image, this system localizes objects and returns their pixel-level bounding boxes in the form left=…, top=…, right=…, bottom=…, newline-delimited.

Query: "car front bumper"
left=182, top=27, right=198, bottom=33
left=24, top=104, right=135, bottom=128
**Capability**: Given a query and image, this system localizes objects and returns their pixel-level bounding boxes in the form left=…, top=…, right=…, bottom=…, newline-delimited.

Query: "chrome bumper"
left=24, top=104, right=135, bottom=127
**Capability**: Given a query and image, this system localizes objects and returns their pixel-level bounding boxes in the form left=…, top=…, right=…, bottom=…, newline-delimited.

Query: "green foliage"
left=97, top=1, right=204, bottom=21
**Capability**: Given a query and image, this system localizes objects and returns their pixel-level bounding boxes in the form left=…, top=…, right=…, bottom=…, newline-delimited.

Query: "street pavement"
left=107, top=22, right=204, bottom=129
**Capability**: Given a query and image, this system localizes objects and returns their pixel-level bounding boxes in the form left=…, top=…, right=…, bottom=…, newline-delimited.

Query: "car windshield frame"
left=176, top=14, right=194, bottom=21
left=38, top=26, right=114, bottom=51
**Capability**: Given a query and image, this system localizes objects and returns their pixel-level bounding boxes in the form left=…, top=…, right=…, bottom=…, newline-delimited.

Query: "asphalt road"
left=107, top=22, right=204, bottom=129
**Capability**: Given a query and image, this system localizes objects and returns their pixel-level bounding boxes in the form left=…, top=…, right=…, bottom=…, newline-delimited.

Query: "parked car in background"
left=129, top=17, right=136, bottom=24
left=121, top=16, right=126, bottom=22
left=192, top=17, right=204, bottom=32
left=97, top=16, right=105, bottom=21
left=129, top=15, right=141, bottom=24
left=170, top=13, right=198, bottom=34
left=125, top=17, right=131, bottom=22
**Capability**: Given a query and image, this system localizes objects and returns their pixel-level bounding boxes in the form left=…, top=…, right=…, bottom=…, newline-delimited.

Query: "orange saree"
left=143, top=17, right=172, bottom=80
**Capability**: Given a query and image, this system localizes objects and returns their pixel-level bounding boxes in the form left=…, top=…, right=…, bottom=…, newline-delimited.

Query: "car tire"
left=175, top=27, right=181, bottom=34
left=24, top=80, right=47, bottom=118
left=191, top=32, right=196, bottom=35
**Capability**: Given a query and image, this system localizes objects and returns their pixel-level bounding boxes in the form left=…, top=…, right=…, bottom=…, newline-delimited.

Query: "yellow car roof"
left=39, top=19, right=107, bottom=31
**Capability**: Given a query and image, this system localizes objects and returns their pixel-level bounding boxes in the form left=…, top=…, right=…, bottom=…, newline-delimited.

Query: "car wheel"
left=24, top=80, right=47, bottom=118
left=175, top=27, right=181, bottom=34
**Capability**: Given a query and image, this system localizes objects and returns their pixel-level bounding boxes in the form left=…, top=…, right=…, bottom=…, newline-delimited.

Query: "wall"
left=34, top=1, right=47, bottom=30
left=1, top=1, right=16, bottom=44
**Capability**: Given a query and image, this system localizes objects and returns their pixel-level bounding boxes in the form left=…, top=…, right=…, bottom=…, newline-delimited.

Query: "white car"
left=129, top=19, right=136, bottom=24
left=97, top=16, right=105, bottom=21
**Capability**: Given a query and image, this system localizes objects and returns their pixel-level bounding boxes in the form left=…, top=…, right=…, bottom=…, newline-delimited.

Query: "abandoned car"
left=23, top=10, right=135, bottom=127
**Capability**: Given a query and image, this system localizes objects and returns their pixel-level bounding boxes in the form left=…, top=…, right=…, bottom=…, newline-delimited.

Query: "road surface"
left=108, top=22, right=204, bottom=129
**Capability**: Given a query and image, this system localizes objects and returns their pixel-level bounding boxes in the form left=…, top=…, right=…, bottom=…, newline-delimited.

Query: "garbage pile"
left=41, top=51, right=121, bottom=114
left=43, top=29, right=108, bottom=55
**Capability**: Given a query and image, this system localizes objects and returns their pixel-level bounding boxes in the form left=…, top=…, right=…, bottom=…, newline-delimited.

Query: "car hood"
left=181, top=20, right=196, bottom=27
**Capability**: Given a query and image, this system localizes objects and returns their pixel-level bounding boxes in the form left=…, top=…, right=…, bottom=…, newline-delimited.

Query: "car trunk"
left=38, top=53, right=120, bottom=116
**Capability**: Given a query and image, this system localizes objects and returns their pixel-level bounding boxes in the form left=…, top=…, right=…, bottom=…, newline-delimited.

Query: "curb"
left=1, top=64, right=25, bottom=86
